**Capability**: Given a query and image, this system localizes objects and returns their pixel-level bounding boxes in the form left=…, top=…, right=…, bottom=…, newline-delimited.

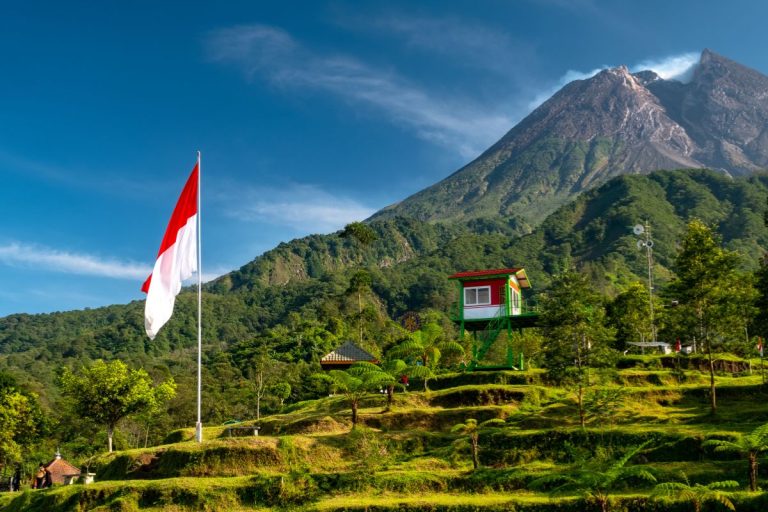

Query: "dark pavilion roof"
left=321, top=341, right=378, bottom=365
left=448, top=268, right=531, bottom=288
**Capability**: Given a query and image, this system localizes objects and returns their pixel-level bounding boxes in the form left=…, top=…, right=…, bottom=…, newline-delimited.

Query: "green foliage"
left=314, top=362, right=395, bottom=425
left=4, top=168, right=768, bottom=466
left=666, top=219, right=743, bottom=415
left=59, top=359, right=176, bottom=452
left=0, top=386, right=46, bottom=465
left=529, top=442, right=656, bottom=512
left=539, top=266, right=616, bottom=410
left=703, top=422, right=768, bottom=491
left=653, top=473, right=738, bottom=512
left=583, top=388, right=627, bottom=426
left=341, top=221, right=378, bottom=246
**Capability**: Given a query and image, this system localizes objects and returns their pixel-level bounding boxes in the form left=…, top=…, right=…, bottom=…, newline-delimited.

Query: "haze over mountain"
left=373, top=50, right=768, bottom=229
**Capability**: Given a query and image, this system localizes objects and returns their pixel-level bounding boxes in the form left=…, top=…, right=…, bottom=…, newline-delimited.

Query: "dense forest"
left=2, top=168, right=768, bottom=476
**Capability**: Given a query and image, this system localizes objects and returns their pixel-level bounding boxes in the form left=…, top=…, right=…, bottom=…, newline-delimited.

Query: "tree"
left=0, top=389, right=45, bottom=468
left=340, top=222, right=378, bottom=246
left=667, top=220, right=739, bottom=415
left=348, top=270, right=373, bottom=344
left=378, top=358, right=407, bottom=411
left=452, top=418, right=480, bottom=469
left=530, top=442, right=655, bottom=512
left=607, top=282, right=654, bottom=349
left=270, top=382, right=292, bottom=408
left=653, top=473, right=737, bottom=512
left=341, top=220, right=377, bottom=345
left=315, top=362, right=394, bottom=427
left=60, top=359, right=176, bottom=452
left=704, top=422, right=768, bottom=492
left=752, top=255, right=768, bottom=341
left=388, top=322, right=464, bottom=370
left=539, top=267, right=615, bottom=427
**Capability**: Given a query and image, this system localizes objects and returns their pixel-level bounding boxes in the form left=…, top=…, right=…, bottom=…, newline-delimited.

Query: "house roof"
left=320, top=341, right=378, bottom=364
left=45, top=456, right=81, bottom=484
left=448, top=268, right=531, bottom=288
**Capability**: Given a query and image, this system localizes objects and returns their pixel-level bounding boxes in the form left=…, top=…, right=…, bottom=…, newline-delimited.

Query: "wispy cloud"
left=633, top=52, right=699, bottom=82
left=205, top=24, right=512, bottom=158
left=222, top=182, right=375, bottom=233
left=0, top=242, right=151, bottom=279
left=526, top=52, right=700, bottom=111
left=338, top=13, right=536, bottom=81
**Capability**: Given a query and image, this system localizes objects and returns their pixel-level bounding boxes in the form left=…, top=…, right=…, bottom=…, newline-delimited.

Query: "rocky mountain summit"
left=373, top=50, right=768, bottom=229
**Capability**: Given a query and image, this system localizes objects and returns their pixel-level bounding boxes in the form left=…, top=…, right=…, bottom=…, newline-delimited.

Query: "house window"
left=464, top=286, right=491, bottom=306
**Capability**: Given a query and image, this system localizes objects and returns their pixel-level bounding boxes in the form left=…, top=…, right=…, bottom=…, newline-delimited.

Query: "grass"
left=7, top=364, right=768, bottom=511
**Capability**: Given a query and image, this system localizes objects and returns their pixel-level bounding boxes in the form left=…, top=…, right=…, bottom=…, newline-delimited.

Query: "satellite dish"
left=645, top=240, right=653, bottom=248
left=636, top=240, right=645, bottom=249
left=633, top=224, right=645, bottom=235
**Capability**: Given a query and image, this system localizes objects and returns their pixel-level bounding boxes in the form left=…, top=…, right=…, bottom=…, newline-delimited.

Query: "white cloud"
left=632, top=52, right=699, bottom=82
left=340, top=14, right=536, bottom=81
left=0, top=242, right=151, bottom=279
left=206, top=24, right=512, bottom=158
left=223, top=183, right=376, bottom=233
left=526, top=52, right=701, bottom=111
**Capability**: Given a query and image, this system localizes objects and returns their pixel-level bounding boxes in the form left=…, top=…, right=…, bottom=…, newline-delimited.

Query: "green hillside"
left=3, top=363, right=768, bottom=511
left=373, top=136, right=627, bottom=230
left=1, top=168, right=768, bottom=458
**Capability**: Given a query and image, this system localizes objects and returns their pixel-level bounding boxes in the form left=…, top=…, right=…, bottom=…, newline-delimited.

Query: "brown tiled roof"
left=321, top=341, right=377, bottom=363
left=45, top=457, right=81, bottom=485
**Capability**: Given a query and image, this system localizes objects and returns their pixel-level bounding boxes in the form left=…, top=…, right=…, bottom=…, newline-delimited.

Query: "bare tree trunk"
left=470, top=434, right=479, bottom=469
left=358, top=291, right=363, bottom=343
left=255, top=370, right=264, bottom=421
left=706, top=337, right=717, bottom=415
left=385, top=384, right=394, bottom=412
left=107, top=426, right=114, bottom=453
left=351, top=399, right=358, bottom=426
left=749, top=451, right=758, bottom=492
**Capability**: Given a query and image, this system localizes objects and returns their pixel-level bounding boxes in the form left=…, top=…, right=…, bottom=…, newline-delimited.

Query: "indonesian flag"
left=675, top=338, right=681, bottom=353
left=142, top=163, right=199, bottom=339
left=759, top=337, right=764, bottom=358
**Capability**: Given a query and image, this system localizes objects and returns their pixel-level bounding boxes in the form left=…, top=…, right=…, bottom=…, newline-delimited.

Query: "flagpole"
left=195, top=150, right=203, bottom=443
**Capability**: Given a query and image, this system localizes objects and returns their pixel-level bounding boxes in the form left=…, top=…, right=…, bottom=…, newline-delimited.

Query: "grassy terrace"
left=2, top=360, right=768, bottom=511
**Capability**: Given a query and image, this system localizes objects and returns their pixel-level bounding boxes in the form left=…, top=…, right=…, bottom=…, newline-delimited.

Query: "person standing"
left=32, top=463, right=45, bottom=489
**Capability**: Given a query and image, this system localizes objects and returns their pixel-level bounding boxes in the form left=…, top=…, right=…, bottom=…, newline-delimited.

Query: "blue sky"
left=2, top=0, right=768, bottom=316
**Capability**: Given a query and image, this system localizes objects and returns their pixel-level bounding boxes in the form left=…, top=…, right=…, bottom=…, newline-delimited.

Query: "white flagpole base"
left=195, top=422, right=203, bottom=443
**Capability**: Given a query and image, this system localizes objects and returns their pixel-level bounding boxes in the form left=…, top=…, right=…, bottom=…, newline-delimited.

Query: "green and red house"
left=449, top=268, right=537, bottom=370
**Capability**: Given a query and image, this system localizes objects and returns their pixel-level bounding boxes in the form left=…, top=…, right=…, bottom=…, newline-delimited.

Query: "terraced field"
left=3, top=358, right=768, bottom=511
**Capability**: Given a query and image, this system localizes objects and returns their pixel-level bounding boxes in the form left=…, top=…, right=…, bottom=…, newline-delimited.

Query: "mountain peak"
left=372, top=51, right=768, bottom=228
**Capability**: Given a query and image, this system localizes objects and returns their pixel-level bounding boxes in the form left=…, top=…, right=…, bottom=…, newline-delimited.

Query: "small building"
left=320, top=341, right=378, bottom=370
left=449, top=267, right=531, bottom=321
left=625, top=341, right=673, bottom=355
left=45, top=451, right=81, bottom=485
left=449, top=267, right=536, bottom=371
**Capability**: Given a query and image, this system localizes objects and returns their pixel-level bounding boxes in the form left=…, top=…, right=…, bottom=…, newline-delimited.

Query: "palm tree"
left=450, top=418, right=503, bottom=470
left=704, top=422, right=768, bottom=491
left=653, top=473, right=737, bottom=512
left=379, top=358, right=407, bottom=411
left=389, top=323, right=464, bottom=369
left=315, top=362, right=394, bottom=427
left=529, top=442, right=655, bottom=512
left=451, top=418, right=480, bottom=470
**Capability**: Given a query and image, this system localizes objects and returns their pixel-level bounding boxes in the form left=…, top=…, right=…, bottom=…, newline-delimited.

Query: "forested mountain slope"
left=1, top=169, right=767, bottom=427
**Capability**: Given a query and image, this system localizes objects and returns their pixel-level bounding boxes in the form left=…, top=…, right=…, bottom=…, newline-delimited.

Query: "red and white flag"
left=142, top=163, right=199, bottom=339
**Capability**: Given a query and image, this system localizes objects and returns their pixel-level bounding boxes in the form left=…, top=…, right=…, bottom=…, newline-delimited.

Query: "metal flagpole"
left=195, top=150, right=203, bottom=443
